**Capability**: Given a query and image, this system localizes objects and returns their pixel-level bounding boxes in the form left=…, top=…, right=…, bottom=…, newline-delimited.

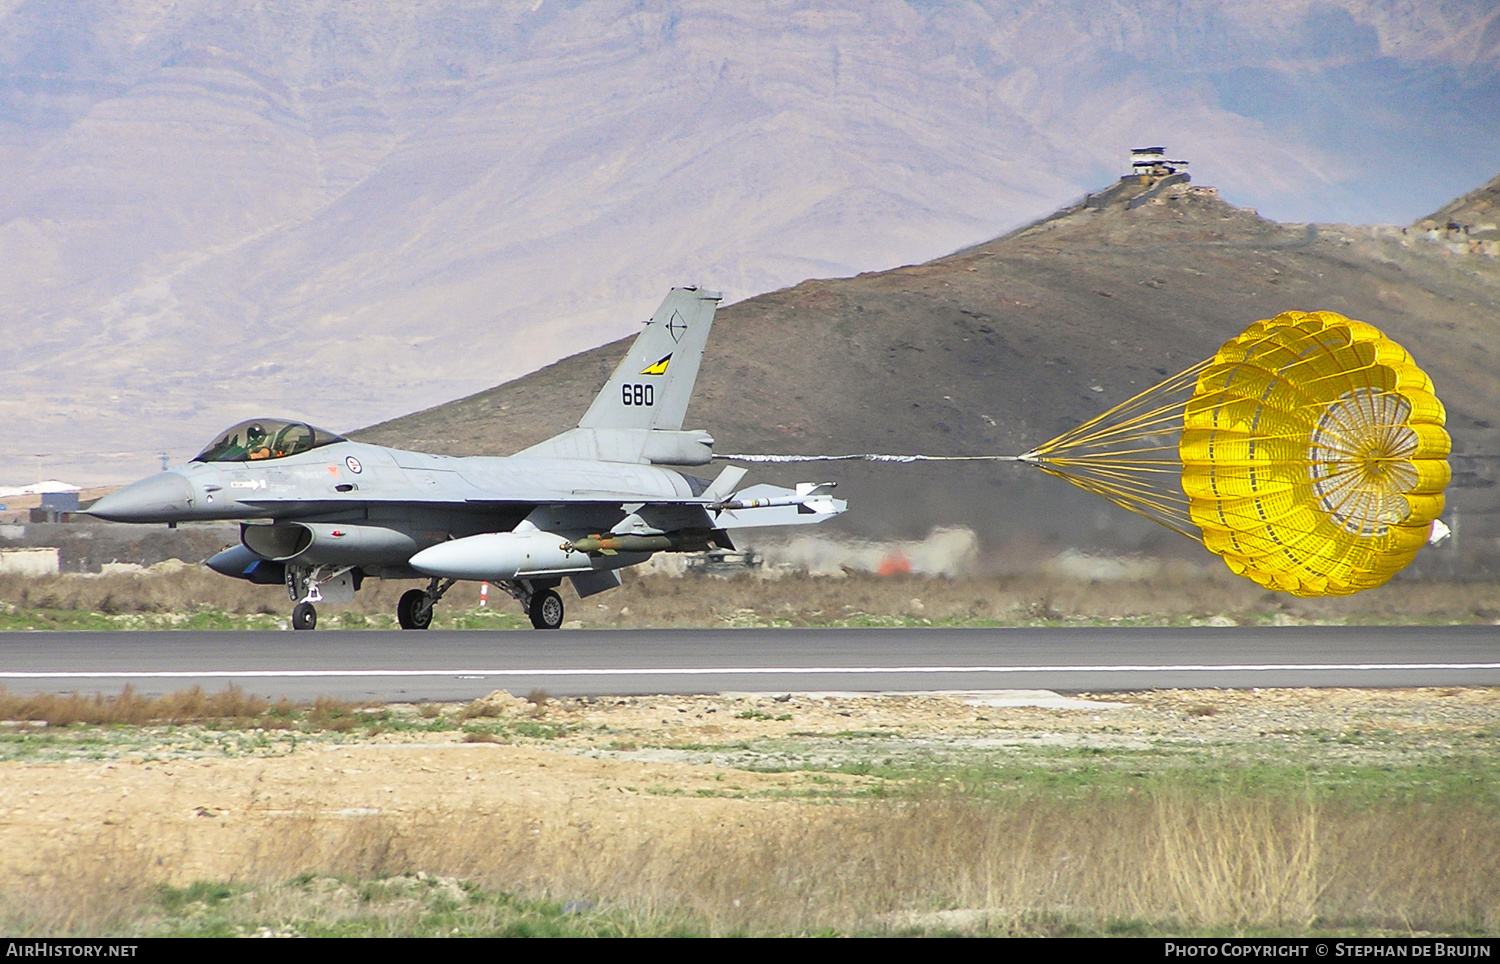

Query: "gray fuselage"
left=88, top=440, right=707, bottom=578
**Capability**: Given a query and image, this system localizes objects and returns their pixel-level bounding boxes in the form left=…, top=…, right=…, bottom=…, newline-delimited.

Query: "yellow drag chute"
left=1022, top=311, right=1450, bottom=596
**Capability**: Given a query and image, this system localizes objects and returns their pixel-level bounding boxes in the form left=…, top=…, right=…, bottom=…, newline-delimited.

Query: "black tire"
left=291, top=602, right=317, bottom=631
left=397, top=588, right=432, bottom=630
left=528, top=588, right=564, bottom=630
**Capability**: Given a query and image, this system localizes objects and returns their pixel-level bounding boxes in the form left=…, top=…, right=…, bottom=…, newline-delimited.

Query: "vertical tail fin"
left=578, top=286, right=721, bottom=431
left=516, top=287, right=722, bottom=464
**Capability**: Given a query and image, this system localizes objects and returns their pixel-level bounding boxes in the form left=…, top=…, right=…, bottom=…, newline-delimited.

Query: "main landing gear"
left=490, top=579, right=564, bottom=630
left=395, top=577, right=561, bottom=630
left=397, top=578, right=456, bottom=630
left=528, top=587, right=564, bottom=630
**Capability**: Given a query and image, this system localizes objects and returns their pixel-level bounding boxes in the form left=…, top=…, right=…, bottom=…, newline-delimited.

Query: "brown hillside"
left=357, top=176, right=1500, bottom=573
left=1416, top=171, right=1500, bottom=237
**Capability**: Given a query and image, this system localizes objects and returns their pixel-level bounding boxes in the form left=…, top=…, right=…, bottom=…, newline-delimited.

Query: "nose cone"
left=86, top=473, right=195, bottom=523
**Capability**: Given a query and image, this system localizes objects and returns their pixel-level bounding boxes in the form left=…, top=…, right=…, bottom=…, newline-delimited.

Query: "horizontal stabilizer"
left=701, top=465, right=748, bottom=502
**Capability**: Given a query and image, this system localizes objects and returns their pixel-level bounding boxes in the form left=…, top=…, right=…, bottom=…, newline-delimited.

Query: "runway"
left=1, top=625, right=1497, bottom=701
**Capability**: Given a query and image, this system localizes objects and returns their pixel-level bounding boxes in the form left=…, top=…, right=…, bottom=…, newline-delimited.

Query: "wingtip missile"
left=712, top=481, right=839, bottom=514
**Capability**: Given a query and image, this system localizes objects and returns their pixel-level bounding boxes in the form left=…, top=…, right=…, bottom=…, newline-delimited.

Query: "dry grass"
left=0, top=830, right=164, bottom=935
left=0, top=685, right=273, bottom=726
left=5, top=788, right=1497, bottom=936
left=0, top=686, right=385, bottom=733
left=304, top=695, right=366, bottom=732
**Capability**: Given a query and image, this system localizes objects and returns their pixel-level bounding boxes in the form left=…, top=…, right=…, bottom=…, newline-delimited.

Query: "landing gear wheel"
left=292, top=602, right=317, bottom=631
left=397, top=588, right=432, bottom=630
left=528, top=588, right=564, bottom=630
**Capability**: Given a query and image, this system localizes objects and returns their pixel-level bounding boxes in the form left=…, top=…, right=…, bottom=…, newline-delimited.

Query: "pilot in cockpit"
left=245, top=424, right=272, bottom=460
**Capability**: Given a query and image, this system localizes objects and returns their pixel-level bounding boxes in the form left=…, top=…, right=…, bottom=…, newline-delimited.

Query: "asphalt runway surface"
left=0, top=625, right=1497, bottom=702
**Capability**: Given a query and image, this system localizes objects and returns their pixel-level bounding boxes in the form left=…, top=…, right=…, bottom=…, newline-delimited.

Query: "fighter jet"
left=87, top=287, right=845, bottom=630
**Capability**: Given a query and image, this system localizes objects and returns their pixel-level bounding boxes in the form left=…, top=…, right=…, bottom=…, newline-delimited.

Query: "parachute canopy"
left=1023, top=311, right=1450, bottom=596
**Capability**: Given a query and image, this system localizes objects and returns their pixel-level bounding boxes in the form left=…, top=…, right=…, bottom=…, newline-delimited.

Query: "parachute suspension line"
left=1031, top=461, right=1200, bottom=540
left=1016, top=359, right=1211, bottom=538
left=1020, top=361, right=1209, bottom=461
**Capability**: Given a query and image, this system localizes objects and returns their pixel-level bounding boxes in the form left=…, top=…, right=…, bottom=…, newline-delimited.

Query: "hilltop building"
left=1129, top=147, right=1190, bottom=181
left=1082, top=146, right=1200, bottom=211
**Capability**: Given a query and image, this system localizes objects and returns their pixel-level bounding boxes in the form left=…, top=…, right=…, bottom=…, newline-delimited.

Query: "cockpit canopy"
left=193, top=419, right=346, bottom=463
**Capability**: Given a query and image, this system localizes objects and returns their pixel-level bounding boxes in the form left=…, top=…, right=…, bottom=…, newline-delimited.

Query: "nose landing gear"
left=285, top=565, right=359, bottom=631
left=291, top=601, right=317, bottom=631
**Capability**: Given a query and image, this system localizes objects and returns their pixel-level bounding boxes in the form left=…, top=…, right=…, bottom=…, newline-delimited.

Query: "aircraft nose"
left=86, top=473, right=196, bottom=523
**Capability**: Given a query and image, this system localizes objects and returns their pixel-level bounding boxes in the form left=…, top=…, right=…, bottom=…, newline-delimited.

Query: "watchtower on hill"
left=1128, top=146, right=1190, bottom=182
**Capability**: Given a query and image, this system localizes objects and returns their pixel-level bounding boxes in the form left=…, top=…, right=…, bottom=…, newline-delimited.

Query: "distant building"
left=40, top=492, right=80, bottom=513
left=0, top=480, right=82, bottom=500
left=0, top=547, right=60, bottom=576
left=1129, top=146, right=1189, bottom=180
left=0, top=482, right=84, bottom=524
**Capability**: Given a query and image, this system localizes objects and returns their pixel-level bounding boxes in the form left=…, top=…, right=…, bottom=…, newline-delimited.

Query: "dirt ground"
left=2, top=686, right=1497, bottom=888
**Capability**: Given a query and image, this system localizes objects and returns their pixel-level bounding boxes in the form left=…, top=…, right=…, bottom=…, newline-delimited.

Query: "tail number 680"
left=622, top=384, right=654, bottom=406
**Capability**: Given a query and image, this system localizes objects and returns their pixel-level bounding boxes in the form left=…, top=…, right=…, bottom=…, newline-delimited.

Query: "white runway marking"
left=3, top=662, right=1499, bottom=679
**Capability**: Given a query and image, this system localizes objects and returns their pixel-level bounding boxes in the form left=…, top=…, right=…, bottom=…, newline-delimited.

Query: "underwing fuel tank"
left=408, top=530, right=649, bottom=581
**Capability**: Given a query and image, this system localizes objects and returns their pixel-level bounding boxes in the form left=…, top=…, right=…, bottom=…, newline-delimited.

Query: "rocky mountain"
left=357, top=171, right=1500, bottom=574
left=1417, top=172, right=1500, bottom=240
left=3, top=1, right=1498, bottom=486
